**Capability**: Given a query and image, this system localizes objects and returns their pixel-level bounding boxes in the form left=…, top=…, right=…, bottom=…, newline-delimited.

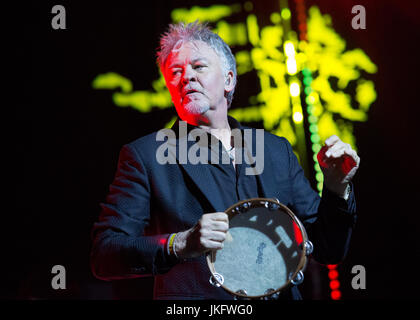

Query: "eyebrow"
left=168, top=58, right=209, bottom=69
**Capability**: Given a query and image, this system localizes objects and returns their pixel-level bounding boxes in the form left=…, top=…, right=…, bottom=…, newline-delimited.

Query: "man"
left=90, top=21, right=360, bottom=300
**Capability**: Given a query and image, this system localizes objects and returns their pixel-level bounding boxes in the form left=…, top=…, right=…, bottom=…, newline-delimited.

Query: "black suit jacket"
left=90, top=118, right=356, bottom=299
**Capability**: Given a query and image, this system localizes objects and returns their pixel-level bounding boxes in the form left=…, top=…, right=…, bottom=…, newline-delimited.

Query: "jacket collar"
left=168, top=116, right=273, bottom=211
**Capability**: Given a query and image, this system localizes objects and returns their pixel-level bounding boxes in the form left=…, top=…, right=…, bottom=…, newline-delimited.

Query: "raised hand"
left=317, top=135, right=360, bottom=198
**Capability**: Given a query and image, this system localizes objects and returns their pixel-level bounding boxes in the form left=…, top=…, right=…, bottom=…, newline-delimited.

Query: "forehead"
left=164, top=40, right=221, bottom=68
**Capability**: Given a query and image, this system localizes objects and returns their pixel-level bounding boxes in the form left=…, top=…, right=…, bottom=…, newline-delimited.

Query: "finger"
left=325, top=135, right=340, bottom=147
left=207, top=230, right=228, bottom=242
left=326, top=142, right=358, bottom=162
left=210, top=221, right=229, bottom=232
left=200, top=213, right=227, bottom=226
left=201, top=220, right=228, bottom=233
left=329, top=143, right=359, bottom=164
left=324, top=144, right=359, bottom=175
left=203, top=239, right=225, bottom=250
left=200, top=218, right=228, bottom=233
left=325, top=143, right=346, bottom=158
left=209, top=212, right=229, bottom=222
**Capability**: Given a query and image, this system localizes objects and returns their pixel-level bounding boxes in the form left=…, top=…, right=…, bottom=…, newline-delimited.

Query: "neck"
left=202, top=122, right=232, bottom=151
left=195, top=102, right=229, bottom=129
left=196, top=104, right=232, bottom=150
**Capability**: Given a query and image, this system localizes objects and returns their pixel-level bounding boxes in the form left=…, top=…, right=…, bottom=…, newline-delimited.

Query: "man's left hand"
left=317, top=135, right=360, bottom=198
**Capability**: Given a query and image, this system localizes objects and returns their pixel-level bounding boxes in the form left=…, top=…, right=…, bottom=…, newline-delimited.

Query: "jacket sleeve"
left=90, top=143, right=178, bottom=281
left=284, top=139, right=357, bottom=265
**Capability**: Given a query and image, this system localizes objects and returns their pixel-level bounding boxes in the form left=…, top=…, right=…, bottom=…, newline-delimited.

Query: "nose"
left=181, top=65, right=197, bottom=85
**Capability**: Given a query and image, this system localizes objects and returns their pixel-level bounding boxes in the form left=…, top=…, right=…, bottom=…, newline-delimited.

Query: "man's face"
left=162, top=40, right=231, bottom=124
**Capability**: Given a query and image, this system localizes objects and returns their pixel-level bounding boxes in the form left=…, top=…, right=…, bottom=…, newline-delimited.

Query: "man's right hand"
left=173, top=212, right=229, bottom=259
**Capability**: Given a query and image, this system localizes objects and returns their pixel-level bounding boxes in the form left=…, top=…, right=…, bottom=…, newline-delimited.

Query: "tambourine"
left=206, top=198, right=313, bottom=299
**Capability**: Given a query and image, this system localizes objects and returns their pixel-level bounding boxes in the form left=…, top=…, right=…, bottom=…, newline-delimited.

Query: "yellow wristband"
left=168, top=233, right=177, bottom=258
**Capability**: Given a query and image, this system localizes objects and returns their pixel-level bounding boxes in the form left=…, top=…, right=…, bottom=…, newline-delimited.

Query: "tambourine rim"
left=206, top=197, right=309, bottom=299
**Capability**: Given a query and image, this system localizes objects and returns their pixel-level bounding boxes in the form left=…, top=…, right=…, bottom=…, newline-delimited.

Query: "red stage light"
left=329, top=280, right=340, bottom=290
left=326, top=264, right=341, bottom=299
left=331, top=289, right=341, bottom=300
left=328, top=270, right=339, bottom=280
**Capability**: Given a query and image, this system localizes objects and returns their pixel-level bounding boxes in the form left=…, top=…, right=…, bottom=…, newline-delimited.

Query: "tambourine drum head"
left=209, top=200, right=306, bottom=298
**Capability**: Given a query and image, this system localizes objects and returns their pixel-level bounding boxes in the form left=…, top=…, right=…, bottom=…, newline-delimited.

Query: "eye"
left=193, top=64, right=206, bottom=70
left=172, top=69, right=182, bottom=76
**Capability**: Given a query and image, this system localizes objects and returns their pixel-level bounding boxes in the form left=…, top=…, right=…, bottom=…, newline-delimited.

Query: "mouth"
left=183, top=89, right=201, bottom=96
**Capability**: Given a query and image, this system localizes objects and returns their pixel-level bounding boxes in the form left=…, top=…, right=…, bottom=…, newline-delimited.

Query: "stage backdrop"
left=14, top=0, right=420, bottom=299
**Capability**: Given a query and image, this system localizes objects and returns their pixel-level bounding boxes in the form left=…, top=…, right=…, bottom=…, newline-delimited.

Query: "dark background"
left=12, top=0, right=420, bottom=300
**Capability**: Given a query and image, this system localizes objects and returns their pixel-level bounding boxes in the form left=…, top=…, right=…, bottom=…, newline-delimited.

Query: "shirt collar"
left=171, top=115, right=244, bottom=136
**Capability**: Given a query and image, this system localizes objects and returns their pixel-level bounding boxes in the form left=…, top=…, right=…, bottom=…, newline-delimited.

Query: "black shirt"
left=202, top=116, right=261, bottom=211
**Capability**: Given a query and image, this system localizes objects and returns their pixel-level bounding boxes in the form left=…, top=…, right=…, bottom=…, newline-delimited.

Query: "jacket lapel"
left=168, top=118, right=279, bottom=210
left=170, top=119, right=226, bottom=212
left=237, top=127, right=277, bottom=200
left=255, top=139, right=276, bottom=199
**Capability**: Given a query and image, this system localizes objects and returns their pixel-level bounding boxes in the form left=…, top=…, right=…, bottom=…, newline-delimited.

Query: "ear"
left=224, top=70, right=235, bottom=93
